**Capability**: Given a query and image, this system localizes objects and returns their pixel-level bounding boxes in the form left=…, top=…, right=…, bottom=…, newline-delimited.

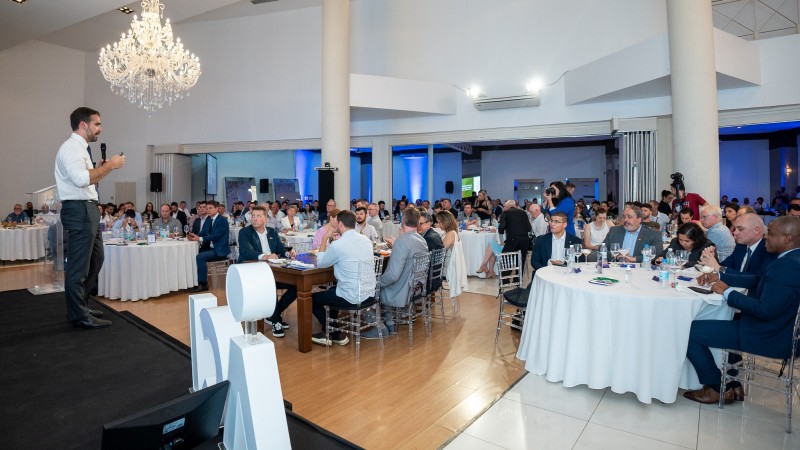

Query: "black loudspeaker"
left=319, top=171, right=335, bottom=208
left=259, top=179, right=270, bottom=193
left=150, top=172, right=163, bottom=192
left=445, top=181, right=454, bottom=194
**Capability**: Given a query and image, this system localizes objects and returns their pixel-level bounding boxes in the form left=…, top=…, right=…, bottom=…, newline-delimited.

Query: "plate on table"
left=268, top=258, right=287, bottom=264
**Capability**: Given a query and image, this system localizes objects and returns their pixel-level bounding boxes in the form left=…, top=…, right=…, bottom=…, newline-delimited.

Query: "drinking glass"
left=609, top=243, right=620, bottom=267
left=172, top=226, right=179, bottom=237
left=617, top=248, right=629, bottom=264
left=183, top=225, right=189, bottom=236
left=565, top=247, right=575, bottom=273
left=581, top=248, right=592, bottom=268
left=676, top=249, right=689, bottom=269
left=285, top=245, right=294, bottom=262
left=572, top=244, right=582, bottom=266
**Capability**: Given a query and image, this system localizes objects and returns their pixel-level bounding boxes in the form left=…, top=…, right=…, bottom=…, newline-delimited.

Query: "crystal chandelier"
left=98, top=0, right=201, bottom=112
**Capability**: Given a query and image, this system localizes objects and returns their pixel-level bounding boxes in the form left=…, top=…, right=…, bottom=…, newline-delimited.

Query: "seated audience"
left=171, top=202, right=188, bottom=228
left=699, top=204, right=736, bottom=261
left=237, top=205, right=297, bottom=337
left=441, top=198, right=458, bottom=219
left=724, top=203, right=739, bottom=231
left=699, top=212, right=775, bottom=277
left=531, top=211, right=582, bottom=271
left=601, top=205, right=663, bottom=263
left=654, top=222, right=716, bottom=268
left=141, top=202, right=156, bottom=223
left=417, top=211, right=443, bottom=251
left=313, top=209, right=340, bottom=249
left=435, top=210, right=467, bottom=298
left=152, top=203, right=183, bottom=237
left=267, top=201, right=286, bottom=230
left=684, top=217, right=800, bottom=404
left=648, top=200, right=670, bottom=231
left=457, top=202, right=481, bottom=227
left=353, top=206, right=379, bottom=241
left=366, top=202, right=384, bottom=237
left=583, top=207, right=614, bottom=254
left=187, top=200, right=230, bottom=292
left=280, top=204, right=301, bottom=232
left=112, top=209, right=140, bottom=233
left=639, top=203, right=661, bottom=230
left=5, top=204, right=29, bottom=223
left=311, top=210, right=375, bottom=346
left=24, top=201, right=34, bottom=219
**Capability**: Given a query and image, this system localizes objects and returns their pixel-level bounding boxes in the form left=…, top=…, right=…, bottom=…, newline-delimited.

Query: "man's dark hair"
left=337, top=210, right=356, bottom=229
left=70, top=107, right=99, bottom=131
left=551, top=211, right=569, bottom=221
left=124, top=209, right=136, bottom=218
left=402, top=206, right=420, bottom=228
left=378, top=201, right=385, bottom=206
left=207, top=200, right=219, bottom=208
left=661, top=190, right=672, bottom=198
left=355, top=206, right=367, bottom=214
left=197, top=200, right=207, bottom=206
left=170, top=202, right=178, bottom=207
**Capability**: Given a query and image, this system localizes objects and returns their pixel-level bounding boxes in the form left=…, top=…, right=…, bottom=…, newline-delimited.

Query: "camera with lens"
left=545, top=187, right=556, bottom=196
left=669, top=172, right=685, bottom=189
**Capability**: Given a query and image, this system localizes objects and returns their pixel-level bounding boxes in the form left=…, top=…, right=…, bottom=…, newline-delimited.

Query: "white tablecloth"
left=459, top=230, right=499, bottom=276
left=516, top=265, right=734, bottom=404
left=0, top=226, right=47, bottom=260
left=381, top=221, right=401, bottom=239
left=98, top=240, right=199, bottom=301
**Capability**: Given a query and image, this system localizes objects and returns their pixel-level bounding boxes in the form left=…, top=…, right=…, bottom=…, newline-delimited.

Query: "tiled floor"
left=444, top=368, right=800, bottom=450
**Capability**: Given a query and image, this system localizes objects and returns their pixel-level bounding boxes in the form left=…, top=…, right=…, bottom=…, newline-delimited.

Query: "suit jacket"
left=380, top=231, right=428, bottom=307
left=237, top=225, right=286, bottom=263
left=602, top=225, right=662, bottom=263
left=498, top=207, right=532, bottom=239
left=199, top=214, right=230, bottom=257
left=728, top=248, right=800, bottom=359
left=531, top=232, right=582, bottom=271
left=657, top=239, right=716, bottom=268
left=173, top=210, right=187, bottom=228
left=422, top=228, right=444, bottom=251
left=719, top=239, right=775, bottom=277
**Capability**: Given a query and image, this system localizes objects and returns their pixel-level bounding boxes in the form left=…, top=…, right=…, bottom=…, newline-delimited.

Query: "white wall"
left=0, top=41, right=85, bottom=204
left=481, top=146, right=607, bottom=202
left=719, top=140, right=772, bottom=203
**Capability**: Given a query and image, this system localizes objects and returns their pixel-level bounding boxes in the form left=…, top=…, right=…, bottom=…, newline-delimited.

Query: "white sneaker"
left=331, top=335, right=349, bottom=346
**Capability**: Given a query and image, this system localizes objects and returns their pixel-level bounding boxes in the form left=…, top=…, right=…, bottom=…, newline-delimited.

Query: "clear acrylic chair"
left=387, top=252, right=431, bottom=348
left=323, top=256, right=383, bottom=359
left=719, top=302, right=800, bottom=433
left=425, top=248, right=449, bottom=325
left=494, top=251, right=524, bottom=344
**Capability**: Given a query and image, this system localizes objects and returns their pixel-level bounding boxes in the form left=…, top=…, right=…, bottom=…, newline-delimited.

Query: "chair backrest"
left=357, top=259, right=377, bottom=303
left=496, top=251, right=522, bottom=291
left=791, top=301, right=800, bottom=358
left=427, top=247, right=446, bottom=291
left=407, top=252, right=431, bottom=304
left=373, top=255, right=384, bottom=297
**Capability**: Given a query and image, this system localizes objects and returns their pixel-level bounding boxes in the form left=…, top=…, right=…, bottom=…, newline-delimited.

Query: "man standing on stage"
left=55, top=107, right=125, bottom=329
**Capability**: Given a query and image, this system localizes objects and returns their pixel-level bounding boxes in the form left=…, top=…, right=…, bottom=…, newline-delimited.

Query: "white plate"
left=268, top=258, right=287, bottom=264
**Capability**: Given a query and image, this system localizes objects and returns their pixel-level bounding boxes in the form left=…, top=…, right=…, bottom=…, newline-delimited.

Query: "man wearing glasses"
left=417, top=210, right=443, bottom=251
left=5, top=204, right=29, bottom=223
left=601, top=205, right=662, bottom=263
left=530, top=211, right=582, bottom=271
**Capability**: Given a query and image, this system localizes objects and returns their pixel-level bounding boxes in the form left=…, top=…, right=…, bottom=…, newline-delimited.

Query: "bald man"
left=699, top=212, right=776, bottom=278
left=527, top=203, right=548, bottom=237
left=789, top=198, right=800, bottom=217
left=498, top=199, right=532, bottom=268
left=685, top=217, right=800, bottom=404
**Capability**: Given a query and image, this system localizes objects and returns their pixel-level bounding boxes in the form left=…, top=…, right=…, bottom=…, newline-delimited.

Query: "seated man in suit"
left=698, top=212, right=776, bottom=278
left=190, top=201, right=209, bottom=239
left=363, top=208, right=429, bottom=339
left=417, top=210, right=443, bottom=251
left=187, top=200, right=230, bottom=293
left=237, top=205, right=297, bottom=338
left=684, top=216, right=800, bottom=404
left=531, top=211, right=582, bottom=271
left=601, top=205, right=662, bottom=263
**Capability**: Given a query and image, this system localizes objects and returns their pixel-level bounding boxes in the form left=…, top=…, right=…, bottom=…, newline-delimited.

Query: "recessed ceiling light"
left=118, top=6, right=135, bottom=14
left=11, top=0, right=27, bottom=4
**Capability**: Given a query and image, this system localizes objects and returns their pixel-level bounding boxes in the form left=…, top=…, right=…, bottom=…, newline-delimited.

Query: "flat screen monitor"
left=101, top=380, right=229, bottom=450
left=206, top=154, right=218, bottom=196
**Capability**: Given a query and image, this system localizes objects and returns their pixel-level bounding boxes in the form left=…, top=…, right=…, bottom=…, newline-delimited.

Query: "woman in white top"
left=583, top=207, right=614, bottom=251
left=435, top=210, right=467, bottom=298
left=280, top=205, right=301, bottom=233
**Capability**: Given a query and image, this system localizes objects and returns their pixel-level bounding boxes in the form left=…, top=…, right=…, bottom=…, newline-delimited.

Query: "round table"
left=98, top=240, right=199, bottom=301
left=0, top=225, right=48, bottom=261
left=516, top=265, right=734, bottom=404
left=458, top=230, right=500, bottom=276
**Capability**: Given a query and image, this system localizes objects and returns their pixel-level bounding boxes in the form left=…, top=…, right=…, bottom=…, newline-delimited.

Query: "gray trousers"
left=61, top=200, right=104, bottom=322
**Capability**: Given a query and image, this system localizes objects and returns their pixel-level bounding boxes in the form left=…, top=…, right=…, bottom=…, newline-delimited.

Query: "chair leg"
left=376, top=304, right=384, bottom=352
left=324, top=307, right=331, bottom=349
left=495, top=297, right=505, bottom=345
left=719, top=350, right=729, bottom=409
left=408, top=304, right=414, bottom=348
left=353, top=311, right=360, bottom=361
left=786, top=363, right=795, bottom=433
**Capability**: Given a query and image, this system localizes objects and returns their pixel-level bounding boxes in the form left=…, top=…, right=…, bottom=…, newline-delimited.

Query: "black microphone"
left=101, top=143, right=107, bottom=162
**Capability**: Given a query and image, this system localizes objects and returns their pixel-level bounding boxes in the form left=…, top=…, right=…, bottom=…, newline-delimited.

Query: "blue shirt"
left=5, top=211, right=29, bottom=223
left=622, top=226, right=641, bottom=257
left=549, top=196, right=576, bottom=236
left=706, top=222, right=735, bottom=262
left=316, top=229, right=375, bottom=304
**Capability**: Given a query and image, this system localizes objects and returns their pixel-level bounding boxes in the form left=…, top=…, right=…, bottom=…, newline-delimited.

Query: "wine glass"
left=285, top=245, right=294, bottom=262
left=676, top=249, right=689, bottom=269
left=183, top=225, right=189, bottom=236
left=617, top=248, right=629, bottom=265
left=572, top=244, right=582, bottom=267
left=172, top=226, right=179, bottom=238
left=581, top=248, right=592, bottom=268
left=609, top=243, right=620, bottom=267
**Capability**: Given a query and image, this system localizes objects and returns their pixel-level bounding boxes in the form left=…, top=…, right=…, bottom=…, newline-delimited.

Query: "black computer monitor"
left=101, top=381, right=229, bottom=450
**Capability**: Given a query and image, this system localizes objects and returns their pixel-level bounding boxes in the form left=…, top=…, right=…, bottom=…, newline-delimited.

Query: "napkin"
left=675, top=284, right=724, bottom=305
left=288, top=260, right=314, bottom=269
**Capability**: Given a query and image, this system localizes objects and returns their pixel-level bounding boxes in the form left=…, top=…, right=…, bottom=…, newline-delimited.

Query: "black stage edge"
left=0, top=289, right=363, bottom=450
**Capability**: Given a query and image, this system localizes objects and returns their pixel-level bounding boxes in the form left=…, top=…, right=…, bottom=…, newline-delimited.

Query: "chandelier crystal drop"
left=98, top=0, right=201, bottom=112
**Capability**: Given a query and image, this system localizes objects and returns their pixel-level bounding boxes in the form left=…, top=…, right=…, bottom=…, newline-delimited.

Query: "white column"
left=667, top=0, right=719, bottom=202
left=427, top=144, right=434, bottom=202
left=321, top=0, right=350, bottom=207
left=371, top=136, right=392, bottom=205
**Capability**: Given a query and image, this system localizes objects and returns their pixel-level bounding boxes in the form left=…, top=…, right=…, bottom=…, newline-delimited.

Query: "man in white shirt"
left=530, top=211, right=582, bottom=270
left=649, top=200, right=669, bottom=231
left=366, top=202, right=383, bottom=237
left=354, top=206, right=379, bottom=241
left=266, top=201, right=285, bottom=230
left=311, top=210, right=375, bottom=346
left=55, top=107, right=125, bottom=329
left=528, top=203, right=548, bottom=237
left=179, top=201, right=190, bottom=218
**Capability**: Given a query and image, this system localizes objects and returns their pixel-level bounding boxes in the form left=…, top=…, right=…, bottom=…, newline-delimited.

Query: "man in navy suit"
left=188, top=200, right=230, bottom=293
left=531, top=211, right=582, bottom=271
left=684, top=217, right=800, bottom=404
left=237, top=205, right=297, bottom=337
left=601, top=205, right=663, bottom=263
left=699, top=212, right=776, bottom=279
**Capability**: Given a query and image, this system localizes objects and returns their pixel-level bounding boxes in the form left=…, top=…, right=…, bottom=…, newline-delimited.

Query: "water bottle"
left=598, top=243, right=607, bottom=267
left=641, top=244, right=651, bottom=270
left=659, top=262, right=670, bottom=288
left=147, top=224, right=155, bottom=244
left=596, top=252, right=603, bottom=274
left=665, top=248, right=675, bottom=266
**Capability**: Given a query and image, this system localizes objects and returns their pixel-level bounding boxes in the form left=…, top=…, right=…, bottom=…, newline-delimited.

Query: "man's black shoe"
left=72, top=316, right=112, bottom=329
left=88, top=309, right=104, bottom=318
left=188, top=284, right=209, bottom=293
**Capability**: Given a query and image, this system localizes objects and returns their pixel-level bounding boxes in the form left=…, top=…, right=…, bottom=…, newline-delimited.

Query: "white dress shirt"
left=551, top=233, right=566, bottom=261
left=530, top=214, right=548, bottom=237
left=316, top=229, right=375, bottom=304
left=54, top=133, right=97, bottom=201
left=256, top=228, right=272, bottom=259
left=355, top=222, right=379, bottom=241
left=267, top=210, right=285, bottom=230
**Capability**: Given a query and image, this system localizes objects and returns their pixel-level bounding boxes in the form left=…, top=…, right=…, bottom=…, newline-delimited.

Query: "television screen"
left=206, top=154, right=217, bottom=196
left=461, top=176, right=480, bottom=198
left=101, top=380, right=229, bottom=450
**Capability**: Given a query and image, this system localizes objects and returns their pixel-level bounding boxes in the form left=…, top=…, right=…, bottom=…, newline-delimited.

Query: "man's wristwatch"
left=718, top=266, right=727, bottom=274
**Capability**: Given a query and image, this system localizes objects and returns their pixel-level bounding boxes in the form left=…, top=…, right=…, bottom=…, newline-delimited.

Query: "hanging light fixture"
left=98, top=0, right=201, bottom=112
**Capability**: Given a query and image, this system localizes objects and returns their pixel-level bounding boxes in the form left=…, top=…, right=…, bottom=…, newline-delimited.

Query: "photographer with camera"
left=670, top=172, right=708, bottom=220
left=543, top=181, right=577, bottom=236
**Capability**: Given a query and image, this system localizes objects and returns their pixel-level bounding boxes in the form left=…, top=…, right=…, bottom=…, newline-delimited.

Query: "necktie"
left=742, top=247, right=753, bottom=273
left=87, top=146, right=95, bottom=167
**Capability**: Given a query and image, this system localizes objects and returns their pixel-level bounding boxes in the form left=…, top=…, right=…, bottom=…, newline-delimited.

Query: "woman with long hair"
left=435, top=210, right=467, bottom=298
left=473, top=190, right=492, bottom=221
left=542, top=181, right=576, bottom=236
left=141, top=202, right=155, bottom=222
left=583, top=207, right=615, bottom=252
left=724, top=203, right=739, bottom=231
left=654, top=222, right=716, bottom=268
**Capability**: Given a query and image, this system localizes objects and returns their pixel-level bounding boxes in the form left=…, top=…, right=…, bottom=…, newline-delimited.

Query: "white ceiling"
left=0, top=0, right=321, bottom=53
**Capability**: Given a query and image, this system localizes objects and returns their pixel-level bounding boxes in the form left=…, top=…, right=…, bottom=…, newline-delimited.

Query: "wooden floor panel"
left=1, top=266, right=525, bottom=449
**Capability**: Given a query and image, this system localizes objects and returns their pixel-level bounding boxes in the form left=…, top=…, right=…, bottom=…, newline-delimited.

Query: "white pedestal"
left=189, top=293, right=219, bottom=392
